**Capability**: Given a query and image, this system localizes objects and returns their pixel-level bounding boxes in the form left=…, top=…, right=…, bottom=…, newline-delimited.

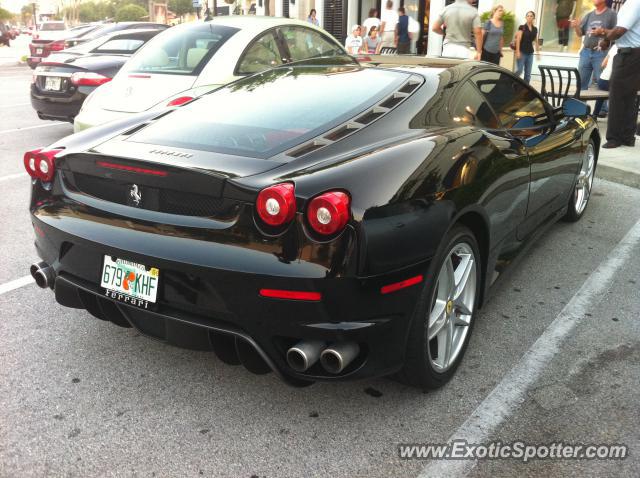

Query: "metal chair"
left=380, top=46, right=397, bottom=55
left=538, top=65, right=582, bottom=108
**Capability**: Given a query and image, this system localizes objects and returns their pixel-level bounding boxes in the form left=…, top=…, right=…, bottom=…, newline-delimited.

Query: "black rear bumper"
left=30, top=85, right=90, bottom=120
left=31, top=203, right=429, bottom=385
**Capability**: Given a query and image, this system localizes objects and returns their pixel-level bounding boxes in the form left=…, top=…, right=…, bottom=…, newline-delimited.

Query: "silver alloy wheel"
left=574, top=143, right=595, bottom=215
left=427, top=242, right=477, bottom=372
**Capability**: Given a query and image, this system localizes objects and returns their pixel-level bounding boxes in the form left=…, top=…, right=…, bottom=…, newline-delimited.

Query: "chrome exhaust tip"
left=286, top=340, right=325, bottom=372
left=320, top=342, right=360, bottom=374
left=30, top=261, right=54, bottom=289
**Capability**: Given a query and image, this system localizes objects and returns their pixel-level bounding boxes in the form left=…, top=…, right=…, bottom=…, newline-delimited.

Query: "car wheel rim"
left=427, top=242, right=477, bottom=372
left=574, top=144, right=595, bottom=215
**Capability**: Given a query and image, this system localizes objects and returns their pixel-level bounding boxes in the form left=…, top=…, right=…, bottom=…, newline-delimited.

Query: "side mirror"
left=562, top=98, right=590, bottom=118
left=510, top=116, right=547, bottom=147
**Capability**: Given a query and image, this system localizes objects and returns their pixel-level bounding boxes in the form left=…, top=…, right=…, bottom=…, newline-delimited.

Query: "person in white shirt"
left=380, top=0, right=399, bottom=48
left=345, top=25, right=364, bottom=54
left=362, top=8, right=381, bottom=38
left=592, top=44, right=617, bottom=117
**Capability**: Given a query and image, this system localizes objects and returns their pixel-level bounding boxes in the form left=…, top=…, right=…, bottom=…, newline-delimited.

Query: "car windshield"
left=129, top=66, right=412, bottom=158
left=40, top=23, right=65, bottom=31
left=122, top=24, right=239, bottom=76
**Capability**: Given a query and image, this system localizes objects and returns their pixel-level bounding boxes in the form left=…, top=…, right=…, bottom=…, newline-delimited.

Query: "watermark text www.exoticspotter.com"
left=398, top=441, right=628, bottom=462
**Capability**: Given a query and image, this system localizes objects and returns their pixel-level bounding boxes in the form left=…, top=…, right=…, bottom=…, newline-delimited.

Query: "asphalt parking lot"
left=1, top=64, right=639, bottom=478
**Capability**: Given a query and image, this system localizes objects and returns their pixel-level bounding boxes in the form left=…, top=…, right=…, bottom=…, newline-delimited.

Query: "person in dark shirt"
left=556, top=0, right=576, bottom=50
left=571, top=0, right=617, bottom=90
left=515, top=11, right=541, bottom=83
left=395, top=7, right=412, bottom=54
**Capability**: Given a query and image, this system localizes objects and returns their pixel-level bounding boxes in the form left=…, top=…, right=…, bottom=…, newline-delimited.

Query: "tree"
left=0, top=7, right=14, bottom=21
left=168, top=0, right=194, bottom=20
left=115, top=4, right=148, bottom=21
left=21, top=5, right=32, bottom=25
left=77, top=2, right=115, bottom=22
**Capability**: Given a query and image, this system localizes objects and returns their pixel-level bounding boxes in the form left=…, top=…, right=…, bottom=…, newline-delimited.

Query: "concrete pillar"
left=427, top=0, right=445, bottom=56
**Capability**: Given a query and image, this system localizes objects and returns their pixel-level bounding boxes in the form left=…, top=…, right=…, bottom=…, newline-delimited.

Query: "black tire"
left=397, top=225, right=481, bottom=390
left=563, top=139, right=596, bottom=222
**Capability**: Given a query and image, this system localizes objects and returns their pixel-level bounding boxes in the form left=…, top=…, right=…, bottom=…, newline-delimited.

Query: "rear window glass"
left=122, top=24, right=238, bottom=76
left=94, top=38, right=145, bottom=53
left=81, top=25, right=119, bottom=41
left=129, top=66, right=412, bottom=158
left=40, top=23, right=65, bottom=31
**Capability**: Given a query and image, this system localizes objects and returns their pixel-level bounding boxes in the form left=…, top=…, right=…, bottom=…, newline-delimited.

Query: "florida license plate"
left=44, top=76, right=61, bottom=91
left=100, top=256, right=159, bottom=309
left=36, top=48, right=43, bottom=54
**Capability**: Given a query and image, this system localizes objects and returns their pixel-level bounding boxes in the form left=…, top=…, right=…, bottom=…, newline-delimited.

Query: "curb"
left=596, top=164, right=640, bottom=190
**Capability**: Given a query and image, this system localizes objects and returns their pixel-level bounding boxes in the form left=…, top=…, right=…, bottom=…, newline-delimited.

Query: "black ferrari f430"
left=26, top=59, right=599, bottom=388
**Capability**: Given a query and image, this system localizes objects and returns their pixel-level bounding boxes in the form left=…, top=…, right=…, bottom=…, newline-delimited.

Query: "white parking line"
left=0, top=172, right=27, bottom=182
left=419, top=218, right=640, bottom=478
left=0, top=103, right=31, bottom=108
left=0, top=123, right=67, bottom=135
left=0, top=275, right=34, bottom=296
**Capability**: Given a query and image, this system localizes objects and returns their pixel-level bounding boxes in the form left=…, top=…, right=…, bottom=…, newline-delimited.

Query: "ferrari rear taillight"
left=307, top=191, right=350, bottom=236
left=48, top=40, right=65, bottom=51
left=24, top=148, right=62, bottom=182
left=70, top=72, right=112, bottom=87
left=256, top=183, right=296, bottom=227
left=167, top=96, right=194, bottom=107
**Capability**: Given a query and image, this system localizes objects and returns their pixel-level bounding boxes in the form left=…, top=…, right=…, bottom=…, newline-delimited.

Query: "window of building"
left=538, top=0, right=595, bottom=53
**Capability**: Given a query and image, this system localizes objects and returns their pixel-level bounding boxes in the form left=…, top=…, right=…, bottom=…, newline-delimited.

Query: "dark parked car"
left=0, top=23, right=11, bottom=46
left=28, top=22, right=168, bottom=68
left=31, top=29, right=162, bottom=122
left=25, top=60, right=599, bottom=389
left=64, top=21, right=168, bottom=48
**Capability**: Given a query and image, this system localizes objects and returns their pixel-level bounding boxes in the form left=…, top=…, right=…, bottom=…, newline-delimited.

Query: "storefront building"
left=213, top=0, right=626, bottom=72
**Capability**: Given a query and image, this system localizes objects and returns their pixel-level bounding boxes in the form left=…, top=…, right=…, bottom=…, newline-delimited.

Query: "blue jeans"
left=515, top=53, right=534, bottom=84
left=578, top=48, right=607, bottom=90
left=593, top=78, right=609, bottom=116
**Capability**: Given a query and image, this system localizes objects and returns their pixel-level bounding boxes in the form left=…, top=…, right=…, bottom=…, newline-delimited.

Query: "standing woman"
left=478, top=5, right=505, bottom=65
left=307, top=9, right=319, bottom=26
left=515, top=11, right=541, bottom=84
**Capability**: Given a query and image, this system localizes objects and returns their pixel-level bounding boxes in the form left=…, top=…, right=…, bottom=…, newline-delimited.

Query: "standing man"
left=380, top=0, right=398, bottom=48
left=395, top=7, right=412, bottom=53
left=571, top=0, right=616, bottom=91
left=431, top=0, right=482, bottom=59
left=599, top=0, right=640, bottom=148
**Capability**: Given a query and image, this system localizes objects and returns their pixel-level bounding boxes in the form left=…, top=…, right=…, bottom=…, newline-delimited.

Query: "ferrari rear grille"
left=71, top=172, right=228, bottom=217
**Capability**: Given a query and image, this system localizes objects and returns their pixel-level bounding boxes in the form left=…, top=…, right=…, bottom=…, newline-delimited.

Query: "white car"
left=74, top=16, right=348, bottom=132
left=34, top=21, right=69, bottom=42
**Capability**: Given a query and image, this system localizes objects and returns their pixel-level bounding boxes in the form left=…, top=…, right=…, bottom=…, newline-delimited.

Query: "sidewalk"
left=0, top=36, right=29, bottom=66
left=594, top=119, right=640, bottom=189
